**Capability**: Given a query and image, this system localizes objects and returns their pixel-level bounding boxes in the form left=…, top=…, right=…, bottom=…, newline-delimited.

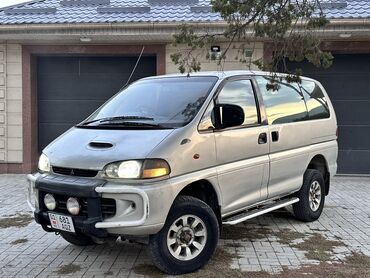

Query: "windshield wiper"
left=98, top=121, right=162, bottom=128
left=79, top=115, right=154, bottom=126
left=77, top=120, right=173, bottom=129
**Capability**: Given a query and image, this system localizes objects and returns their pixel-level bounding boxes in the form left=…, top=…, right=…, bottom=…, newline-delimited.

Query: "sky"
left=0, top=0, right=30, bottom=8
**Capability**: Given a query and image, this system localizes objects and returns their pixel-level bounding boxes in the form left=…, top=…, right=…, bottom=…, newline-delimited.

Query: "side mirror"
left=212, top=103, right=244, bottom=129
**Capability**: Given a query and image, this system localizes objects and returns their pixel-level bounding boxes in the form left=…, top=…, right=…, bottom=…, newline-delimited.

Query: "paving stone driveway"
left=0, top=174, right=369, bottom=278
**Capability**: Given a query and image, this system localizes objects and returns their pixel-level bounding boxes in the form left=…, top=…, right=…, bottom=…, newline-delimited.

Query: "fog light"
left=44, top=193, right=56, bottom=210
left=66, top=197, right=80, bottom=215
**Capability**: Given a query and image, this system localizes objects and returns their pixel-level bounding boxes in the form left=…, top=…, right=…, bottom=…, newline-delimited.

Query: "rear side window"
left=216, top=79, right=259, bottom=126
left=255, top=76, right=308, bottom=124
left=300, top=80, right=330, bottom=120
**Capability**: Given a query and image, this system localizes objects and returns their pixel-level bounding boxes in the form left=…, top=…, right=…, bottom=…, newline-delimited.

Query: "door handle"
left=258, top=132, right=267, bottom=144
left=271, top=131, right=279, bottom=142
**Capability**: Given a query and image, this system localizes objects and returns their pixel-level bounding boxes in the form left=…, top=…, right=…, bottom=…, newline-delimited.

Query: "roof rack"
left=60, top=0, right=110, bottom=6
left=4, top=7, right=57, bottom=15
left=97, top=6, right=151, bottom=14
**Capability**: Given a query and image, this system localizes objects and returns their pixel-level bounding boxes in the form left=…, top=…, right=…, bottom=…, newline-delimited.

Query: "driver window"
left=198, top=79, right=259, bottom=131
left=217, top=80, right=259, bottom=126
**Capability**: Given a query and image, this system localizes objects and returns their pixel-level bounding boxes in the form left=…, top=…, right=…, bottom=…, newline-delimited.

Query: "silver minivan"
left=27, top=71, right=338, bottom=274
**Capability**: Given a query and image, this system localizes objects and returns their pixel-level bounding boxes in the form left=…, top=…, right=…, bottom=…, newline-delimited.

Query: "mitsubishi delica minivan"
left=27, top=71, right=337, bottom=274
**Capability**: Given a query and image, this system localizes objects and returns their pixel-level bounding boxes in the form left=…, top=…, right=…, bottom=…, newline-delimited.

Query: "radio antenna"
left=121, top=45, right=145, bottom=90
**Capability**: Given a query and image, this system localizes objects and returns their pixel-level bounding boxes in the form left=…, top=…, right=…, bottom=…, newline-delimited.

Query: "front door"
left=211, top=78, right=270, bottom=215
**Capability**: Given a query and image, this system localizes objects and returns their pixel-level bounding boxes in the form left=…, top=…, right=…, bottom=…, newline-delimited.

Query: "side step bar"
left=222, top=197, right=300, bottom=225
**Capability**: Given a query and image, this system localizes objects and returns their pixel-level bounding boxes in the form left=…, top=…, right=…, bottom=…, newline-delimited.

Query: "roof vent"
left=4, top=7, right=57, bottom=15
left=190, top=6, right=212, bottom=13
left=60, top=0, right=110, bottom=6
left=148, top=0, right=198, bottom=6
left=320, top=1, right=347, bottom=9
left=97, top=6, right=150, bottom=14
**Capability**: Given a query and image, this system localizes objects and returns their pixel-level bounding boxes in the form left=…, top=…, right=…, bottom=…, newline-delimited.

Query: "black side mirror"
left=212, top=104, right=244, bottom=129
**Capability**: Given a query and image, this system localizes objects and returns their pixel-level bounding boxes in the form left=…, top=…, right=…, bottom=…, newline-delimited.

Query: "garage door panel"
left=37, top=56, right=157, bottom=152
left=338, top=150, right=370, bottom=174
left=80, top=57, right=136, bottom=73
left=289, top=54, right=370, bottom=74
left=305, top=75, right=370, bottom=100
left=37, top=57, right=80, bottom=74
left=338, top=126, right=370, bottom=150
left=131, top=59, right=157, bottom=77
left=332, top=100, right=370, bottom=125
left=38, top=75, right=128, bottom=100
left=80, top=56, right=156, bottom=74
left=38, top=100, right=103, bottom=124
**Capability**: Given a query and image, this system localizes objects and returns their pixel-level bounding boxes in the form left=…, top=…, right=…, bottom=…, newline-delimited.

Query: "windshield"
left=78, top=76, right=218, bottom=129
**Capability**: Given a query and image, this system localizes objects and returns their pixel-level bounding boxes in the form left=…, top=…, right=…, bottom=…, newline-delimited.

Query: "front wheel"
left=149, top=196, right=219, bottom=275
left=293, top=169, right=325, bottom=222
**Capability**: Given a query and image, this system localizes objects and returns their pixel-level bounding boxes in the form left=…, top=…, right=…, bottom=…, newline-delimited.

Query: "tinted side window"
left=255, top=76, right=308, bottom=124
left=300, top=80, right=330, bottom=120
left=216, top=80, right=259, bottom=126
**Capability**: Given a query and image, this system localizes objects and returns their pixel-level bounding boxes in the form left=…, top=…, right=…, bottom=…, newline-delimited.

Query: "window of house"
left=300, top=80, right=330, bottom=120
left=255, top=76, right=308, bottom=124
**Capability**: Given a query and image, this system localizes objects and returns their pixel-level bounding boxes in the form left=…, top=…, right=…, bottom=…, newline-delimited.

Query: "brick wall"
left=0, top=43, right=23, bottom=164
left=165, top=42, right=264, bottom=74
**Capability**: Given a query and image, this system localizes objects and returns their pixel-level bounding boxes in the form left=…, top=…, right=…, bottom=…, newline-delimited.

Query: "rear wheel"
left=60, top=232, right=96, bottom=246
left=293, top=169, right=325, bottom=222
left=149, top=196, right=219, bottom=275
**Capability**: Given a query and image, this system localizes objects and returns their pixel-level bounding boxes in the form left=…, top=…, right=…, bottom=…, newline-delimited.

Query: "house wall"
left=0, top=43, right=23, bottom=166
left=165, top=42, right=264, bottom=74
left=0, top=41, right=265, bottom=173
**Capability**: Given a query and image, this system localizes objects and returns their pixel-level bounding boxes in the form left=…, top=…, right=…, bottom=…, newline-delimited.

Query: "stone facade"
left=0, top=43, right=23, bottom=164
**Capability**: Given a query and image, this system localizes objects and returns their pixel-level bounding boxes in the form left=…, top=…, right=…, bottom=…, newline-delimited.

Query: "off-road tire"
left=148, top=196, right=219, bottom=275
left=60, top=232, right=96, bottom=246
left=293, top=169, right=325, bottom=222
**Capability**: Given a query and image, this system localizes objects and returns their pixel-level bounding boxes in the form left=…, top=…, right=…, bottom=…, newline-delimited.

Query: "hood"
left=43, top=127, right=175, bottom=170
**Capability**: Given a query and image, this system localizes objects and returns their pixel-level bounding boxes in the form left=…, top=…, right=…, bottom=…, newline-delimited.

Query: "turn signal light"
left=142, top=168, right=168, bottom=178
left=142, top=159, right=170, bottom=179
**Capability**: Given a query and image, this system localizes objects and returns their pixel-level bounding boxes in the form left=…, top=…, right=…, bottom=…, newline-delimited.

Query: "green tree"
left=171, top=0, right=333, bottom=86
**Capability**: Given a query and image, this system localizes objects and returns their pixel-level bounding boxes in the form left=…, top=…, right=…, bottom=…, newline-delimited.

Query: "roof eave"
left=0, top=18, right=369, bottom=31
left=0, top=19, right=369, bottom=43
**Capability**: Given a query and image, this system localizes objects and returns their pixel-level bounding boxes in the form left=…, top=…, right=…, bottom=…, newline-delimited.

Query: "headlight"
left=44, top=193, right=56, bottom=210
left=104, top=159, right=170, bottom=179
left=38, top=153, right=50, bottom=172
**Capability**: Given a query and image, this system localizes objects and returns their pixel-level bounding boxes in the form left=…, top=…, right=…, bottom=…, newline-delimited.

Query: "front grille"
left=40, top=192, right=116, bottom=219
left=52, top=166, right=98, bottom=178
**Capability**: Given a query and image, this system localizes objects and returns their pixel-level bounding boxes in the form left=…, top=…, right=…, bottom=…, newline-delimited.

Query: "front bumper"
left=34, top=209, right=107, bottom=238
left=27, top=173, right=156, bottom=237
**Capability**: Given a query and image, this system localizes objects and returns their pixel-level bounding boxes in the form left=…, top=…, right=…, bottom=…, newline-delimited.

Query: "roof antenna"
left=120, top=45, right=145, bottom=90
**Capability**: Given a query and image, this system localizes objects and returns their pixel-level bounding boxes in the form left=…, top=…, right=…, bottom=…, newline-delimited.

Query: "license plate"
left=48, top=213, right=75, bottom=233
